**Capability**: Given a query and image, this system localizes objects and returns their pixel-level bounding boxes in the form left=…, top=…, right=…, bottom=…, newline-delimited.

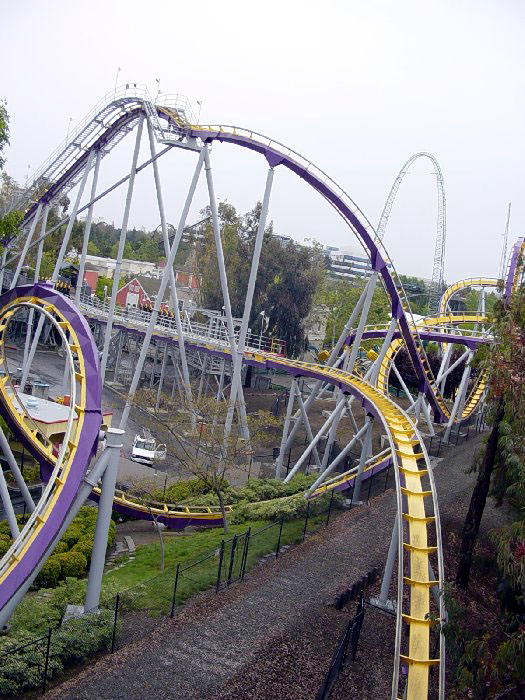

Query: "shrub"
left=152, top=477, right=213, bottom=503
left=230, top=491, right=340, bottom=524
left=152, top=474, right=319, bottom=508
left=0, top=609, right=115, bottom=695
left=72, top=538, right=93, bottom=562
left=0, top=539, right=10, bottom=558
left=34, top=557, right=61, bottom=589
left=54, top=540, right=68, bottom=554
left=57, top=551, right=88, bottom=579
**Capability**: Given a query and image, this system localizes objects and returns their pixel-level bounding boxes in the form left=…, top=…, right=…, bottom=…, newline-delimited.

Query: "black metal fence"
left=0, top=492, right=350, bottom=695
left=1, top=460, right=404, bottom=694
left=426, top=410, right=488, bottom=458
left=316, top=593, right=366, bottom=700
left=108, top=497, right=348, bottom=654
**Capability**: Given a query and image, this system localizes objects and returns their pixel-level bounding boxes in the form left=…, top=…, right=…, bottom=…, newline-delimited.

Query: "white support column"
left=437, top=342, right=454, bottom=394
left=319, top=390, right=345, bottom=471
left=352, top=417, right=373, bottom=503
left=224, top=166, right=274, bottom=443
left=391, top=361, right=416, bottom=407
left=23, top=205, right=49, bottom=367
left=283, top=396, right=347, bottom=483
left=204, top=147, right=250, bottom=441
left=21, top=150, right=95, bottom=391
left=155, top=342, right=169, bottom=411
left=146, top=119, right=193, bottom=407
left=0, top=447, right=114, bottom=628
left=419, top=394, right=435, bottom=436
left=370, top=514, right=398, bottom=613
left=100, top=117, right=144, bottom=383
left=216, top=358, right=226, bottom=401
left=197, top=354, right=207, bottom=400
left=84, top=428, right=124, bottom=612
left=75, top=148, right=102, bottom=305
left=0, top=424, right=35, bottom=511
left=436, top=348, right=470, bottom=386
left=306, top=420, right=371, bottom=495
left=412, top=393, right=423, bottom=422
left=369, top=317, right=398, bottom=386
left=319, top=292, right=378, bottom=475
left=10, top=203, right=43, bottom=289
left=345, top=397, right=364, bottom=447
left=443, top=351, right=474, bottom=441
left=345, top=273, right=378, bottom=377
left=281, top=282, right=372, bottom=455
left=0, top=446, right=20, bottom=539
left=118, top=149, right=205, bottom=432
left=294, top=386, right=322, bottom=470
left=114, top=331, right=124, bottom=383
left=275, top=379, right=298, bottom=479
left=0, top=247, right=7, bottom=291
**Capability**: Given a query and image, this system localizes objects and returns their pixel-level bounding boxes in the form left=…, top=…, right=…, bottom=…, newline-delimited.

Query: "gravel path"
left=50, top=433, right=511, bottom=700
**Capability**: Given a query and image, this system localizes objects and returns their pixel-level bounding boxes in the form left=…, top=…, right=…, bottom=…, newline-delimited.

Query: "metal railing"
left=316, top=593, right=366, bottom=700
left=79, top=293, right=286, bottom=355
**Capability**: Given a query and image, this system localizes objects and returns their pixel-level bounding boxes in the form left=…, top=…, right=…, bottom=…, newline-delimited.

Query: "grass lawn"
left=107, top=511, right=332, bottom=615
left=6, top=509, right=337, bottom=640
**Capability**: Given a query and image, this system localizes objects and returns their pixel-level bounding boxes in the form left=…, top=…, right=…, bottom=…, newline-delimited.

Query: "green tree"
left=399, top=274, right=429, bottom=315
left=87, top=240, right=99, bottom=256
left=457, top=286, right=525, bottom=589
left=39, top=250, right=56, bottom=279
left=316, top=277, right=391, bottom=348
left=0, top=100, right=10, bottom=170
left=130, top=389, right=279, bottom=533
left=110, top=241, right=134, bottom=260
left=196, top=202, right=324, bottom=356
left=0, top=105, right=24, bottom=254
left=95, top=275, right=113, bottom=301
left=136, top=236, right=159, bottom=263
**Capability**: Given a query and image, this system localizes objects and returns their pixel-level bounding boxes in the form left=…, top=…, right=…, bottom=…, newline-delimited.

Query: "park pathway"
left=51, top=434, right=510, bottom=700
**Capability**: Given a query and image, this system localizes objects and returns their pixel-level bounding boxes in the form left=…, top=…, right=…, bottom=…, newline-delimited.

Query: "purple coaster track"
left=0, top=284, right=102, bottom=614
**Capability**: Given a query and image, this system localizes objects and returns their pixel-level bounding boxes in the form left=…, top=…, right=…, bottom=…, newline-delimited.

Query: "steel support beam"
left=204, top=147, right=250, bottom=442
left=118, top=149, right=205, bottom=431
left=75, top=148, right=102, bottom=305
left=345, top=273, right=378, bottom=377
left=84, top=428, right=124, bottom=612
left=23, top=205, right=49, bottom=367
left=275, top=379, right=298, bottom=479
left=21, top=150, right=94, bottom=391
left=0, top=443, right=20, bottom=538
left=2, top=145, right=175, bottom=276
left=155, top=342, right=169, bottom=411
left=100, top=117, right=144, bottom=382
left=306, top=419, right=371, bottom=495
left=443, top=351, right=474, bottom=441
left=146, top=119, right=193, bottom=406
left=10, top=203, right=43, bottom=289
left=283, top=396, right=347, bottom=482
left=224, top=166, right=274, bottom=443
left=281, top=281, right=371, bottom=455
left=369, top=317, right=398, bottom=386
left=0, top=424, right=35, bottom=511
left=352, top=417, right=373, bottom=503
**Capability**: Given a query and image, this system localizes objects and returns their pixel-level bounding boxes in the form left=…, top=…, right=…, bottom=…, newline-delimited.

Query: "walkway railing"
left=79, top=293, right=287, bottom=355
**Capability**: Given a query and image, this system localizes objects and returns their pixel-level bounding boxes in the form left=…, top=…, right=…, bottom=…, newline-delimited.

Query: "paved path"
left=51, top=434, right=511, bottom=700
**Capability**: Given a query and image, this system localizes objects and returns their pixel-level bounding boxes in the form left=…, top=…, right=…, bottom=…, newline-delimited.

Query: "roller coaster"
left=0, top=85, right=523, bottom=699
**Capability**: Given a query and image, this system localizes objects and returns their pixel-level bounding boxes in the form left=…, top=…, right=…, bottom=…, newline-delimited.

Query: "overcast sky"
left=2, top=0, right=524, bottom=282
